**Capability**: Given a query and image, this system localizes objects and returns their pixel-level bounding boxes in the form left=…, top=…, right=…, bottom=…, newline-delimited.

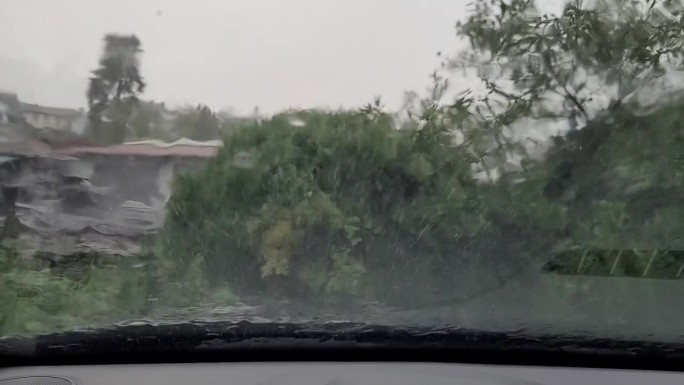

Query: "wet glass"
left=1, top=0, right=684, bottom=344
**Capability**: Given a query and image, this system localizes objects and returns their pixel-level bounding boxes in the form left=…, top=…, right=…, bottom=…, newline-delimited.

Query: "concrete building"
left=0, top=137, right=221, bottom=258
left=53, top=138, right=222, bottom=208
left=0, top=92, right=24, bottom=124
left=0, top=91, right=87, bottom=134
left=20, top=102, right=87, bottom=134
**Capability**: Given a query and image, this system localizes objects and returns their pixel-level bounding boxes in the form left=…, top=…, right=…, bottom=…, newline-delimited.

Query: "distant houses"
left=0, top=91, right=86, bottom=134
left=0, top=92, right=182, bottom=138
left=0, top=91, right=233, bottom=256
left=0, top=129, right=223, bottom=257
left=0, top=91, right=256, bottom=146
left=0, top=91, right=223, bottom=232
left=20, top=102, right=87, bottom=134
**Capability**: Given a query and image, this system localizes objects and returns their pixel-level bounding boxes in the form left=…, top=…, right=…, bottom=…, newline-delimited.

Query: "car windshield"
left=1, top=0, right=684, bottom=345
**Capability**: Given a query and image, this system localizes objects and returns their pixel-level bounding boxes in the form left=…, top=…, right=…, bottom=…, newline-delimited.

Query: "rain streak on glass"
left=1, top=0, right=684, bottom=342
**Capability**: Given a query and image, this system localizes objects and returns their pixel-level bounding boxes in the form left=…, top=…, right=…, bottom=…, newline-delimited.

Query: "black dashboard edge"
left=1, top=322, right=683, bottom=371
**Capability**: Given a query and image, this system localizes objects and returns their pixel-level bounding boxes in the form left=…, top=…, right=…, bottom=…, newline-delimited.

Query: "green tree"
left=174, top=104, right=221, bottom=141
left=399, top=0, right=684, bottom=180
left=128, top=104, right=156, bottom=139
left=447, top=0, right=684, bottom=272
left=87, top=34, right=146, bottom=144
left=129, top=101, right=176, bottom=141
left=452, top=0, right=684, bottom=127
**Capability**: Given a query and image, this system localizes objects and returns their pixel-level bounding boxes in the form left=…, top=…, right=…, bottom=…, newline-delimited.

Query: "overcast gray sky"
left=0, top=0, right=564, bottom=114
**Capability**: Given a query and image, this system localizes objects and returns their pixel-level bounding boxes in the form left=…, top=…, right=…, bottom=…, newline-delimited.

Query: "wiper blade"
left=3, top=321, right=684, bottom=370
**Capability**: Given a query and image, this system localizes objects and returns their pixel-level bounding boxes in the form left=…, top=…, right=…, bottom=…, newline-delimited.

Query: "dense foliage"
left=159, top=0, right=684, bottom=305
left=0, top=247, right=237, bottom=336
left=0, top=249, right=150, bottom=335
left=173, top=105, right=222, bottom=141
left=163, top=110, right=479, bottom=302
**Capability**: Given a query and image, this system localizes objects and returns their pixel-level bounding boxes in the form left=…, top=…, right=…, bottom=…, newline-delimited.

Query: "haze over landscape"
left=6, top=0, right=681, bottom=343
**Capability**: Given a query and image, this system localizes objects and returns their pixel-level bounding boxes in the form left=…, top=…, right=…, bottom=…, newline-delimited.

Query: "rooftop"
left=53, top=138, right=222, bottom=158
left=20, top=102, right=83, bottom=118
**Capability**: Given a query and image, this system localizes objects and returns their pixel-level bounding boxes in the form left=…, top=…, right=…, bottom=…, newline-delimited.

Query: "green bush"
left=159, top=94, right=684, bottom=306
left=159, top=109, right=558, bottom=304
left=0, top=251, right=151, bottom=336
left=0, top=244, right=239, bottom=336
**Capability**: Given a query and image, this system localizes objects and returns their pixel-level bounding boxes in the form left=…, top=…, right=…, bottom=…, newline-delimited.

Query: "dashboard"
left=2, top=362, right=683, bottom=385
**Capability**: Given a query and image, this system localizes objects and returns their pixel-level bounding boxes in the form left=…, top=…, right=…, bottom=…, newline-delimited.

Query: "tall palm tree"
left=87, top=34, right=146, bottom=144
